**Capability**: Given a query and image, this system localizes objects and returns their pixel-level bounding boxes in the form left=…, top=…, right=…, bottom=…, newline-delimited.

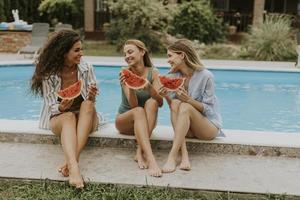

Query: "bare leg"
left=76, top=100, right=97, bottom=161
left=115, top=107, right=162, bottom=177
left=135, top=98, right=159, bottom=169
left=169, top=100, right=191, bottom=171
left=179, top=140, right=191, bottom=171
left=50, top=112, right=84, bottom=188
left=163, top=103, right=218, bottom=173
left=58, top=101, right=97, bottom=177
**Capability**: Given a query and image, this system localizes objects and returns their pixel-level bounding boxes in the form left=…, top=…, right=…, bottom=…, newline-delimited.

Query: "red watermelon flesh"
left=57, top=80, right=82, bottom=100
left=158, top=76, right=185, bottom=91
left=121, top=69, right=147, bottom=89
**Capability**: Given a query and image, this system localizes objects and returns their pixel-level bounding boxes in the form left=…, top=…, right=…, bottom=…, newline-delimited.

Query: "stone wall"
left=0, top=31, right=31, bottom=53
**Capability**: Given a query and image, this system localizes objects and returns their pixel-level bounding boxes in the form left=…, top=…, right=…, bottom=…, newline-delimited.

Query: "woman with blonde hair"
left=159, top=39, right=223, bottom=173
left=115, top=39, right=163, bottom=177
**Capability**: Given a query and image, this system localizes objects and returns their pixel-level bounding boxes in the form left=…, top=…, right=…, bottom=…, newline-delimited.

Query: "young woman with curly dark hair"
left=31, top=30, right=99, bottom=188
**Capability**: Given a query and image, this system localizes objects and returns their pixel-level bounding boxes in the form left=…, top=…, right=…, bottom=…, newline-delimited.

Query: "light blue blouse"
left=170, top=69, right=224, bottom=136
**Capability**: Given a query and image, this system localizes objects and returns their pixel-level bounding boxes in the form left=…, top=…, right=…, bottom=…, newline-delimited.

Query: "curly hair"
left=31, top=30, right=81, bottom=96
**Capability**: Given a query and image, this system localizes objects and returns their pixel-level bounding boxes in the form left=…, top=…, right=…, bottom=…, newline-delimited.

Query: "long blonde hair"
left=167, top=39, right=204, bottom=70
left=123, top=39, right=153, bottom=68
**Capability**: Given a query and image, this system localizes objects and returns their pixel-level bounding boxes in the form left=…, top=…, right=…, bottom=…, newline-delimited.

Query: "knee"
left=61, top=112, right=76, bottom=123
left=145, top=98, right=158, bottom=110
left=132, top=107, right=146, bottom=118
left=80, top=100, right=95, bottom=114
left=170, top=99, right=181, bottom=112
left=178, top=103, right=193, bottom=115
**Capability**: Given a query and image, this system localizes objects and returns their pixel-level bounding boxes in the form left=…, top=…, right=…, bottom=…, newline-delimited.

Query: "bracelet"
left=58, top=105, right=63, bottom=112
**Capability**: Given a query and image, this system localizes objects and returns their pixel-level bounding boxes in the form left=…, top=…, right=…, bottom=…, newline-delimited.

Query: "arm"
left=165, top=95, right=172, bottom=106
left=200, top=78, right=216, bottom=116
left=87, top=63, right=97, bottom=86
left=175, top=78, right=216, bottom=114
left=86, top=64, right=98, bottom=102
left=158, top=86, right=172, bottom=106
left=147, top=69, right=163, bottom=107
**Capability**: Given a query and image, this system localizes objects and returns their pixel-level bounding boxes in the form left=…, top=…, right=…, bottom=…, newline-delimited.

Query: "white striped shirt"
left=39, top=60, right=97, bottom=129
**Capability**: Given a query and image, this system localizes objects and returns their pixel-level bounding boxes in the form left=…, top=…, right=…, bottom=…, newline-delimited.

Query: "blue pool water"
left=0, top=65, right=300, bottom=133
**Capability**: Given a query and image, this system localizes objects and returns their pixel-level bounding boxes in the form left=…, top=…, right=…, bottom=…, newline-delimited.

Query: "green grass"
left=83, top=41, right=121, bottom=57
left=82, top=40, right=244, bottom=60
left=0, top=179, right=297, bottom=200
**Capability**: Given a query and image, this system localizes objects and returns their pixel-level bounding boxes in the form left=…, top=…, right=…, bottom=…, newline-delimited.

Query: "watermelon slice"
left=158, top=76, right=185, bottom=91
left=57, top=80, right=82, bottom=100
left=121, top=69, right=147, bottom=90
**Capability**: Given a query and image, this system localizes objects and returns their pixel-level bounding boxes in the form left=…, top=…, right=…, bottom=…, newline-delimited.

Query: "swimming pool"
left=0, top=65, right=299, bottom=133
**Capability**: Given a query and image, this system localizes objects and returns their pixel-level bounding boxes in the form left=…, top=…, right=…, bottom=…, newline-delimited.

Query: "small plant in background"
left=169, top=0, right=226, bottom=44
left=241, top=14, right=297, bottom=61
left=106, top=0, right=172, bottom=53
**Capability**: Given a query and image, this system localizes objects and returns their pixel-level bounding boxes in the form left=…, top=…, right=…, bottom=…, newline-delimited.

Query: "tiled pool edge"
left=1, top=58, right=300, bottom=72
left=1, top=119, right=300, bottom=158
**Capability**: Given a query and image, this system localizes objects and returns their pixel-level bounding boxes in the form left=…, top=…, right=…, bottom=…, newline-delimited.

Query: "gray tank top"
left=118, top=67, right=153, bottom=114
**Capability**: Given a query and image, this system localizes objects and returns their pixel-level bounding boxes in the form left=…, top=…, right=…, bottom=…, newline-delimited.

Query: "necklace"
left=67, top=65, right=77, bottom=75
left=71, top=69, right=77, bottom=75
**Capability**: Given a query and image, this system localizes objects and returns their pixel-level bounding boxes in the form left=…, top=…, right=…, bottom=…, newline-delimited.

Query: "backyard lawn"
left=82, top=40, right=242, bottom=60
left=0, top=179, right=295, bottom=200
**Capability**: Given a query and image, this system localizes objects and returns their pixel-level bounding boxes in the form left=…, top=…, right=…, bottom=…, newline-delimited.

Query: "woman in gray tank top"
left=115, top=39, right=163, bottom=177
left=159, top=39, right=223, bottom=173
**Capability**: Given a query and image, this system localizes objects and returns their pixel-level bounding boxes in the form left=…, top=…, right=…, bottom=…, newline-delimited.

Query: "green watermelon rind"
left=158, top=75, right=185, bottom=91
left=57, top=80, right=82, bottom=100
left=121, top=69, right=147, bottom=90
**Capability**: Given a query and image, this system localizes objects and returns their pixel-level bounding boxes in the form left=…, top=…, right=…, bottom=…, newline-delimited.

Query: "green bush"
left=106, top=0, right=172, bottom=53
left=241, top=14, right=297, bottom=61
left=170, top=0, right=226, bottom=44
left=38, top=0, right=80, bottom=27
left=0, top=0, right=5, bottom=21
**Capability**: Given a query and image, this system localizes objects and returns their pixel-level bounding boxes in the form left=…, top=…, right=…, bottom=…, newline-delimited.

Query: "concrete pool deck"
left=0, top=120, right=300, bottom=196
left=1, top=54, right=300, bottom=196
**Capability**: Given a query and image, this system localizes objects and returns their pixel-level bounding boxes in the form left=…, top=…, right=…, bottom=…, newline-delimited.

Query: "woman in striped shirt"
left=31, top=30, right=98, bottom=188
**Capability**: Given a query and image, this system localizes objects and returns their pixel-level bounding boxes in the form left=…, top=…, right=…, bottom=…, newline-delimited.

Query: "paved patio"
left=1, top=120, right=300, bottom=196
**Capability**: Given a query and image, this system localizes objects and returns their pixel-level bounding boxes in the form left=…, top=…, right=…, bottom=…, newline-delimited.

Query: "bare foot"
left=134, top=153, right=148, bottom=169
left=148, top=161, right=162, bottom=177
left=68, top=164, right=84, bottom=189
left=179, top=149, right=191, bottom=171
left=58, top=163, right=69, bottom=177
left=162, top=157, right=177, bottom=173
left=179, top=157, right=191, bottom=171
left=134, top=147, right=148, bottom=169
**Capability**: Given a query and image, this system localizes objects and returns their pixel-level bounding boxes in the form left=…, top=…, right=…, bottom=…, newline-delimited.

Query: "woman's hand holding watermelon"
left=158, top=86, right=169, bottom=98
left=119, top=73, right=126, bottom=86
left=59, top=99, right=74, bottom=112
left=87, top=83, right=98, bottom=102
left=176, top=87, right=192, bottom=103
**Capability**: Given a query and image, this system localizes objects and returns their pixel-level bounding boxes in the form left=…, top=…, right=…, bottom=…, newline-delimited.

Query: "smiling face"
left=64, top=41, right=83, bottom=66
left=123, top=44, right=144, bottom=67
left=167, top=50, right=185, bottom=72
